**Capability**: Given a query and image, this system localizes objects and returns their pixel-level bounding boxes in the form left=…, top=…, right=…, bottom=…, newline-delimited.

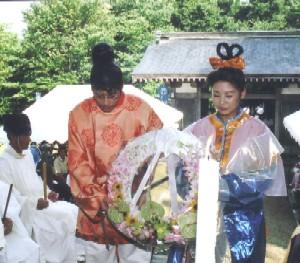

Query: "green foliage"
left=0, top=0, right=299, bottom=115
left=0, top=0, right=118, bottom=114
left=170, top=0, right=295, bottom=31
left=0, top=25, right=22, bottom=114
left=0, top=25, right=20, bottom=84
left=108, top=207, right=124, bottom=224
left=177, top=211, right=197, bottom=238
left=115, top=200, right=130, bottom=213
left=141, top=200, right=165, bottom=221
left=1, top=0, right=176, bottom=113
left=0, top=82, right=48, bottom=114
left=0, top=83, right=18, bottom=115
left=111, top=0, right=175, bottom=82
left=20, top=0, right=116, bottom=85
left=286, top=0, right=300, bottom=28
left=230, top=0, right=289, bottom=30
left=135, top=81, right=161, bottom=97
left=171, top=1, right=225, bottom=31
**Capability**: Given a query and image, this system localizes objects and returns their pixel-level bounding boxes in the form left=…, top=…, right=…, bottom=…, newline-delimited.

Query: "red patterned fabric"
left=125, top=96, right=142, bottom=111
left=101, top=123, right=123, bottom=147
left=68, top=92, right=162, bottom=244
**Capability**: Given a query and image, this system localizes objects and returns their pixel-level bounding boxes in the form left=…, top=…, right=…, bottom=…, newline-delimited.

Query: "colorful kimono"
left=68, top=92, right=163, bottom=244
left=188, top=111, right=286, bottom=263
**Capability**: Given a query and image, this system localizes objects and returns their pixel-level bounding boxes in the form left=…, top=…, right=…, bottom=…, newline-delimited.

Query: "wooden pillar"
left=170, top=82, right=184, bottom=129
left=169, top=83, right=176, bottom=108
left=274, top=87, right=281, bottom=138
left=195, top=82, right=204, bottom=120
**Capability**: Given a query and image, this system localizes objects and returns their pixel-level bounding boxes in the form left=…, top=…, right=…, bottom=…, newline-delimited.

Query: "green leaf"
left=181, top=224, right=196, bottom=239
left=108, top=207, right=124, bottom=224
left=141, top=201, right=165, bottom=221
left=116, top=200, right=130, bottom=213
left=178, top=211, right=197, bottom=228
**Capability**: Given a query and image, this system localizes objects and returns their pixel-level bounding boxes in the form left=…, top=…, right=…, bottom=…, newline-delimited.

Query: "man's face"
left=92, top=89, right=121, bottom=112
left=59, top=149, right=66, bottom=159
left=11, top=134, right=31, bottom=153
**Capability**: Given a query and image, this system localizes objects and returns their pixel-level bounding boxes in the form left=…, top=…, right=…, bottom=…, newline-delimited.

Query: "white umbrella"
left=22, top=84, right=183, bottom=143
left=283, top=109, right=300, bottom=146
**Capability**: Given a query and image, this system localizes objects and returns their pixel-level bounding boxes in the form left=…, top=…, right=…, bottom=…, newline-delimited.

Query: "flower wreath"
left=107, top=128, right=203, bottom=246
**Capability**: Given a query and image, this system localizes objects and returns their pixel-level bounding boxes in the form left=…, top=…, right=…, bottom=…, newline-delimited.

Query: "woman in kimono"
left=187, top=43, right=287, bottom=263
left=68, top=43, right=163, bottom=263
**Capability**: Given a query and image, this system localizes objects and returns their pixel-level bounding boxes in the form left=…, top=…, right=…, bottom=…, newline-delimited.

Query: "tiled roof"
left=132, top=31, right=300, bottom=82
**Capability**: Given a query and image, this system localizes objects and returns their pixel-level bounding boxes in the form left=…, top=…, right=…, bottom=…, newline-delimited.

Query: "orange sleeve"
left=146, top=108, right=163, bottom=132
left=68, top=110, right=106, bottom=218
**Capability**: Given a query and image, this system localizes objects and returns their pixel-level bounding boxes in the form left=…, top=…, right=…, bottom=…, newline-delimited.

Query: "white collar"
left=6, top=145, right=26, bottom=159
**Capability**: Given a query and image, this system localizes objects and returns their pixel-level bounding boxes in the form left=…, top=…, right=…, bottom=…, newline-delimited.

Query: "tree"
left=0, top=25, right=20, bottom=84
left=171, top=1, right=227, bottom=31
left=1, top=0, right=298, bottom=115
left=19, top=0, right=116, bottom=86
left=0, top=24, right=22, bottom=115
left=229, top=0, right=288, bottom=30
left=170, top=0, right=294, bottom=32
left=110, top=0, right=175, bottom=83
left=286, top=0, right=300, bottom=29
left=1, top=0, right=176, bottom=113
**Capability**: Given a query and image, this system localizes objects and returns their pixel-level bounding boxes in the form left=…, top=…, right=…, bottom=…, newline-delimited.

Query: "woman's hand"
left=209, top=145, right=222, bottom=162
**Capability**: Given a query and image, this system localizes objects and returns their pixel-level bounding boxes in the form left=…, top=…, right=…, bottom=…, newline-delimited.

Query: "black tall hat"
left=2, top=114, right=31, bottom=136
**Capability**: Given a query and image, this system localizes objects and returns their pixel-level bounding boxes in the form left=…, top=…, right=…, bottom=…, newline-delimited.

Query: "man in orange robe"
left=68, top=43, right=162, bottom=262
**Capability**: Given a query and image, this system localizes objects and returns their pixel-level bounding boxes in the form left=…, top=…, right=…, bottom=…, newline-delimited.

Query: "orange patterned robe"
left=68, top=92, right=163, bottom=244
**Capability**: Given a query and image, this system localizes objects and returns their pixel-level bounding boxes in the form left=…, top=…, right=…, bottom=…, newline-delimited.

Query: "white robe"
left=0, top=181, right=39, bottom=263
left=0, top=216, right=5, bottom=263
left=77, top=239, right=152, bottom=263
left=0, top=145, right=78, bottom=263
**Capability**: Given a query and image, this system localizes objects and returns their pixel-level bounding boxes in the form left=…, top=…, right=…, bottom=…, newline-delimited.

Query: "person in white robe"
left=0, top=114, right=78, bottom=263
left=0, top=180, right=40, bottom=263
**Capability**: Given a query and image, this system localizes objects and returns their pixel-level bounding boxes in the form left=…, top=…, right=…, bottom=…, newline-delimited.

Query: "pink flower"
left=164, top=233, right=185, bottom=244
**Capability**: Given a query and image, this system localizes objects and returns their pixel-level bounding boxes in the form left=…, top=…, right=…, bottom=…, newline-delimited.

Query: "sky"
left=0, top=1, right=35, bottom=38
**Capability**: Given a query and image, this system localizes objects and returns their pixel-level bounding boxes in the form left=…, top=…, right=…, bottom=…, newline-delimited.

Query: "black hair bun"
left=92, top=43, right=114, bottom=68
left=216, top=42, right=244, bottom=60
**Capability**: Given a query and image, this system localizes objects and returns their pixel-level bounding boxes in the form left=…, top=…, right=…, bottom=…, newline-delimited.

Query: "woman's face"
left=212, top=81, right=246, bottom=122
left=92, top=89, right=121, bottom=112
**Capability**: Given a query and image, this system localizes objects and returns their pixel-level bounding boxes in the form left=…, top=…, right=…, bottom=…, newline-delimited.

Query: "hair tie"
left=209, top=42, right=245, bottom=70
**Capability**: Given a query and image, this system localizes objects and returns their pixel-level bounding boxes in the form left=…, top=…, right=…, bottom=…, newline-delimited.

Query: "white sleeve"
left=183, top=122, right=196, bottom=134
left=265, top=156, right=287, bottom=196
left=0, top=159, right=13, bottom=186
left=0, top=220, right=5, bottom=251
